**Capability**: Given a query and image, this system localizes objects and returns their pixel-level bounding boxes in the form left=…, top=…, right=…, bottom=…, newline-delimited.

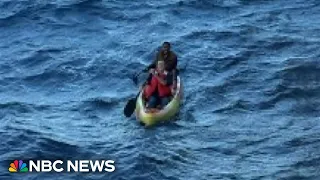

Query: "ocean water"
left=1, top=0, right=320, bottom=179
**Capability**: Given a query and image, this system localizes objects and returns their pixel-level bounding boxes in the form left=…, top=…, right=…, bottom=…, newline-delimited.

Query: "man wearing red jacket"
left=144, top=60, right=173, bottom=110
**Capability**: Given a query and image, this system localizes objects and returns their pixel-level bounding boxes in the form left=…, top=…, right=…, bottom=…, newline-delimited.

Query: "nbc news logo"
left=9, top=160, right=28, bottom=172
left=9, top=159, right=115, bottom=173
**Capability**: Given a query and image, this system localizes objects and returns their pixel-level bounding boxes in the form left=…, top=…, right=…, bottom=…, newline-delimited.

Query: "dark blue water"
left=1, top=0, right=320, bottom=179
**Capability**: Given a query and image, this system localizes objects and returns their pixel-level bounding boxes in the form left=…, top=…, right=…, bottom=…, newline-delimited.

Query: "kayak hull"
left=135, top=76, right=182, bottom=126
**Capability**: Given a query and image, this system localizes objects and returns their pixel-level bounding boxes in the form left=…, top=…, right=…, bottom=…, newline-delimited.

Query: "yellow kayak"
left=135, top=76, right=182, bottom=126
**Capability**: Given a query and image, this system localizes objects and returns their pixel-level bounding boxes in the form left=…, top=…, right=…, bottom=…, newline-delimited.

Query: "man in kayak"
left=146, top=42, right=178, bottom=89
left=143, top=60, right=173, bottom=111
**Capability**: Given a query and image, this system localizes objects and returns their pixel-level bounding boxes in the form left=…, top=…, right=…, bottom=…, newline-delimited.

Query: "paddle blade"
left=132, top=74, right=138, bottom=85
left=124, top=98, right=137, bottom=117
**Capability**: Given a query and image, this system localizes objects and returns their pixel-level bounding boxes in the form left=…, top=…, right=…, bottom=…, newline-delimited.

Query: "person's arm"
left=172, top=55, right=178, bottom=70
left=146, top=53, right=159, bottom=71
left=171, top=54, right=178, bottom=87
left=165, top=53, right=177, bottom=72
left=166, top=72, right=173, bottom=86
left=172, top=69, right=177, bottom=88
left=153, top=72, right=167, bottom=85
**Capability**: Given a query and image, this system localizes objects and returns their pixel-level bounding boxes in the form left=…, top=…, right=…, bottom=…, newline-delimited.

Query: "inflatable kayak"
left=135, top=76, right=182, bottom=126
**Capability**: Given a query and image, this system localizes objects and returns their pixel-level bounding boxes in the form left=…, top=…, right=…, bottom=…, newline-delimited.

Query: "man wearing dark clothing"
left=147, top=42, right=178, bottom=87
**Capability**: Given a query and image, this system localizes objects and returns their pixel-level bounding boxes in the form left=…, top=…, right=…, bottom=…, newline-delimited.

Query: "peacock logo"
left=9, top=160, right=28, bottom=172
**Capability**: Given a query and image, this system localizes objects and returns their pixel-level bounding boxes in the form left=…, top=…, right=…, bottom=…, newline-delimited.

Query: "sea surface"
left=0, top=0, right=320, bottom=179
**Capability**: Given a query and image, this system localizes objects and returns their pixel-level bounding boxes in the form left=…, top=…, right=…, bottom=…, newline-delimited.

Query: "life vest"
left=144, top=70, right=172, bottom=99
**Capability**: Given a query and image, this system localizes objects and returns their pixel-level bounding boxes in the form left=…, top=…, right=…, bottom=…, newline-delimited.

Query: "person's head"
left=157, top=60, right=165, bottom=72
left=162, top=42, right=171, bottom=55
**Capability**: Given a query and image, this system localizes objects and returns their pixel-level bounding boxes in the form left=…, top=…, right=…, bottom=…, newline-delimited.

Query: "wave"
left=115, top=151, right=190, bottom=180
left=173, top=0, right=240, bottom=9
left=17, top=47, right=67, bottom=68
left=0, top=1, right=34, bottom=20
left=198, top=144, right=238, bottom=156
left=30, top=136, right=83, bottom=160
left=63, top=0, right=103, bottom=8
left=256, top=36, right=297, bottom=51
left=263, top=85, right=318, bottom=102
left=256, top=58, right=320, bottom=111
left=75, top=97, right=120, bottom=118
left=0, top=101, right=53, bottom=115
left=292, top=156, right=320, bottom=170
left=285, top=134, right=320, bottom=148
left=280, top=59, right=320, bottom=84
left=181, top=29, right=241, bottom=41
left=0, top=0, right=124, bottom=27
left=213, top=99, right=253, bottom=113
left=0, top=1, right=56, bottom=25
left=3, top=125, right=86, bottom=161
left=81, top=97, right=119, bottom=108
left=14, top=50, right=129, bottom=90
left=257, top=84, right=320, bottom=111
left=52, top=0, right=145, bottom=23
left=22, top=68, right=78, bottom=86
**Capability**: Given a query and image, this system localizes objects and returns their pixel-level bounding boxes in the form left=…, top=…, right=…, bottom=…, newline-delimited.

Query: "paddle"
left=132, top=68, right=148, bottom=85
left=124, top=67, right=150, bottom=117
left=123, top=92, right=141, bottom=117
